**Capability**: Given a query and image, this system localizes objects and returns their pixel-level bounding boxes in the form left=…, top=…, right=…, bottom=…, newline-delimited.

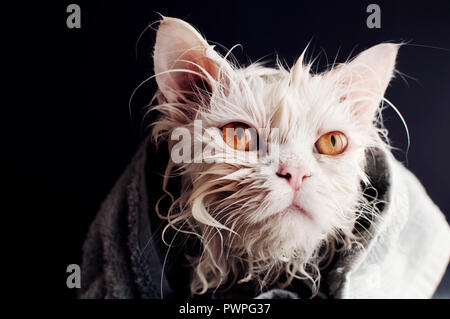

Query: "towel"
left=78, top=137, right=450, bottom=299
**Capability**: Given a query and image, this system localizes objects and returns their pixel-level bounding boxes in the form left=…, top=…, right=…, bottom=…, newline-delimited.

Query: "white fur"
left=150, top=17, right=399, bottom=296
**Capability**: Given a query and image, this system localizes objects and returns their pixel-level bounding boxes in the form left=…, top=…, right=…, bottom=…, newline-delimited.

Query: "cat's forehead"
left=239, top=66, right=347, bottom=138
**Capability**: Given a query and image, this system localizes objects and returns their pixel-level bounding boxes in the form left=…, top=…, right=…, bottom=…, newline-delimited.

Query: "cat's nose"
left=276, top=165, right=310, bottom=191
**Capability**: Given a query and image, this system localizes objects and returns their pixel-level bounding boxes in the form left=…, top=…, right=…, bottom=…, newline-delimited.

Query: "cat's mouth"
left=280, top=203, right=312, bottom=219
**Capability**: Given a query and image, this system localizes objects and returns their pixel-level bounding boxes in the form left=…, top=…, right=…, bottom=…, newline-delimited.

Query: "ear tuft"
left=154, top=17, right=228, bottom=103
left=333, top=43, right=400, bottom=125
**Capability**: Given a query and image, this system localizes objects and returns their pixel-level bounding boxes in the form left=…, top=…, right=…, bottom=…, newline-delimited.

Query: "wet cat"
left=150, top=17, right=398, bottom=296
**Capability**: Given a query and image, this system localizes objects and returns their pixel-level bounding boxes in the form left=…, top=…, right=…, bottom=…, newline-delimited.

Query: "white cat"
left=150, top=16, right=406, bottom=296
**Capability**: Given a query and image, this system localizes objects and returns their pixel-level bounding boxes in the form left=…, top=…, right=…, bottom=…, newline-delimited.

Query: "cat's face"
left=152, top=17, right=398, bottom=293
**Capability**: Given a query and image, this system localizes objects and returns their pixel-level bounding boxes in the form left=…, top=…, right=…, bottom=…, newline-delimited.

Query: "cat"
left=149, top=16, right=399, bottom=296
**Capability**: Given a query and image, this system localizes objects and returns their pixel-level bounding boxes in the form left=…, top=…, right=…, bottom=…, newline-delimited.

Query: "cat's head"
left=151, top=17, right=398, bottom=295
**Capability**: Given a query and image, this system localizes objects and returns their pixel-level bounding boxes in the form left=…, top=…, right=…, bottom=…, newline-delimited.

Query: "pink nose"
left=277, top=165, right=310, bottom=191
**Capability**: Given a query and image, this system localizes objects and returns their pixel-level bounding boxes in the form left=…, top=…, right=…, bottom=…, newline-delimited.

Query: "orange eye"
left=315, top=131, right=348, bottom=155
left=221, top=122, right=258, bottom=151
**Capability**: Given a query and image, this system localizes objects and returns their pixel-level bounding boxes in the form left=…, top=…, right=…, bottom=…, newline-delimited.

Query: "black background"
left=9, top=0, right=450, bottom=298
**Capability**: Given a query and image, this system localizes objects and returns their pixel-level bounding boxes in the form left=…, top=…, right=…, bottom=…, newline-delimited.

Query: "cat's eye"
left=315, top=131, right=348, bottom=155
left=221, top=122, right=258, bottom=151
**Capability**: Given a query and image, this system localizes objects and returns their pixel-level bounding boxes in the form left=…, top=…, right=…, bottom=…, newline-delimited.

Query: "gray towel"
left=79, top=138, right=450, bottom=299
left=79, top=138, right=172, bottom=298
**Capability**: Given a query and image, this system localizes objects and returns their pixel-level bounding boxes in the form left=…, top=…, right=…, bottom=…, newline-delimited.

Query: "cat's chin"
left=265, top=207, right=326, bottom=254
left=280, top=204, right=312, bottom=219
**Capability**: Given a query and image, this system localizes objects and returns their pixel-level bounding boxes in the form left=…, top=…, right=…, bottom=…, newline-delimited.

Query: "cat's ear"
left=153, top=17, right=230, bottom=104
left=332, top=43, right=400, bottom=125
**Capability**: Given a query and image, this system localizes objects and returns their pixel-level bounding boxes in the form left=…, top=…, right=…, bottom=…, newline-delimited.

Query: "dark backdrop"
left=11, top=0, right=450, bottom=298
